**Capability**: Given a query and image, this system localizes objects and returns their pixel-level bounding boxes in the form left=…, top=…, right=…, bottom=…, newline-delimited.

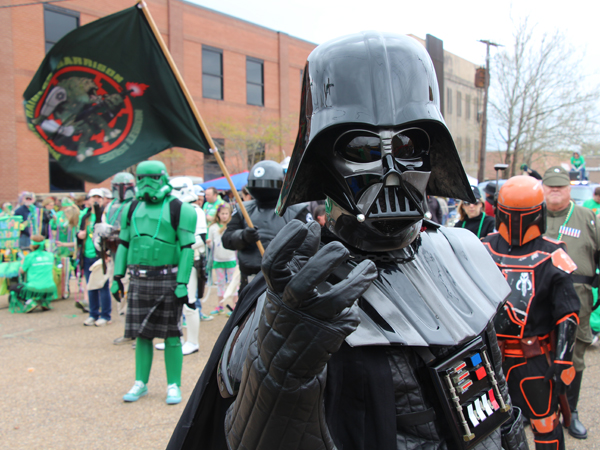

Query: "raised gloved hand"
left=262, top=219, right=377, bottom=322
left=225, top=220, right=377, bottom=450
left=111, top=276, right=124, bottom=302
left=242, top=227, right=260, bottom=244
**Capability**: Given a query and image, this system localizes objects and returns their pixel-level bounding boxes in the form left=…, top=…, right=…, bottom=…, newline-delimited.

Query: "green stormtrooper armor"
left=112, top=161, right=197, bottom=299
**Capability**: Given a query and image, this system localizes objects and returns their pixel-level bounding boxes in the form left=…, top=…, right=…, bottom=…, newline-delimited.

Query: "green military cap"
left=542, top=166, right=570, bottom=187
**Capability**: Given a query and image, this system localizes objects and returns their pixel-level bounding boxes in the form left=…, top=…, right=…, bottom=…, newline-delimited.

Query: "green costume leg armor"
left=135, top=337, right=154, bottom=384
left=164, top=336, right=183, bottom=386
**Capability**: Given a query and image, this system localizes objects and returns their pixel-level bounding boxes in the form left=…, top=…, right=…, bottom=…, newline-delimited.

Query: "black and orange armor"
left=483, top=177, right=580, bottom=450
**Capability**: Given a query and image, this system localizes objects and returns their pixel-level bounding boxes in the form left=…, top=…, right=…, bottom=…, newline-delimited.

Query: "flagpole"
left=137, top=1, right=265, bottom=256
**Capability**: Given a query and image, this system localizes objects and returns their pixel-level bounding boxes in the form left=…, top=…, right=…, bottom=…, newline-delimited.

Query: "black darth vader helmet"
left=276, top=31, right=474, bottom=252
left=247, top=160, right=285, bottom=204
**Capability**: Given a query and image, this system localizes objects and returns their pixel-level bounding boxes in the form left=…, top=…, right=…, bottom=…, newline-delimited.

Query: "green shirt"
left=202, top=197, right=225, bottom=223
left=582, top=198, right=600, bottom=216
left=77, top=207, right=97, bottom=259
left=571, top=155, right=585, bottom=169
left=51, top=211, right=76, bottom=258
left=21, top=248, right=56, bottom=290
left=545, top=202, right=600, bottom=344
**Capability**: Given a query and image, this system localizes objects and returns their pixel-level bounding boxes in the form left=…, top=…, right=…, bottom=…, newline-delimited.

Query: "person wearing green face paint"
left=112, top=161, right=197, bottom=405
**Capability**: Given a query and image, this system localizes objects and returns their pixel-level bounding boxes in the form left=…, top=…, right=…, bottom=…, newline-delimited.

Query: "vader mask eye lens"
left=338, top=135, right=381, bottom=163
left=392, top=134, right=417, bottom=159
left=392, top=129, right=430, bottom=160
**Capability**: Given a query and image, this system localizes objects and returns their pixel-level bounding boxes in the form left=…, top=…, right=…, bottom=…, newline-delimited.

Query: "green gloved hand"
left=174, top=284, right=189, bottom=303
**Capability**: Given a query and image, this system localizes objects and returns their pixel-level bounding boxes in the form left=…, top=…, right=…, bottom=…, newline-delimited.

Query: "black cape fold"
left=167, top=271, right=400, bottom=450
left=166, top=274, right=267, bottom=450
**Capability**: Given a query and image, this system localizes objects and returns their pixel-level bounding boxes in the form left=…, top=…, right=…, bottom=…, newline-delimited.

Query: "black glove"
left=543, top=360, right=572, bottom=396
left=543, top=315, right=578, bottom=394
left=111, top=276, right=124, bottom=302
left=242, top=227, right=260, bottom=244
left=174, top=283, right=190, bottom=305
left=225, top=220, right=377, bottom=450
left=262, top=219, right=378, bottom=322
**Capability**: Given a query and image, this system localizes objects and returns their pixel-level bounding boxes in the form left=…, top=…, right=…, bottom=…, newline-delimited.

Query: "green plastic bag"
left=590, top=287, right=600, bottom=333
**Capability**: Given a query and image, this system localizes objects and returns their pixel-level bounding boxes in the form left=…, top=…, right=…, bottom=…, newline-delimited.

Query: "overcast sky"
left=189, top=0, right=600, bottom=78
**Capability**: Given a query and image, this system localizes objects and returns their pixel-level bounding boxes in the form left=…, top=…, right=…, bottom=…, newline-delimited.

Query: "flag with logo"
left=23, top=5, right=210, bottom=183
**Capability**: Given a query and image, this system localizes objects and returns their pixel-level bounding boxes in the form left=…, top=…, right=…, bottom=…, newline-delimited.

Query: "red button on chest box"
left=475, top=366, right=487, bottom=380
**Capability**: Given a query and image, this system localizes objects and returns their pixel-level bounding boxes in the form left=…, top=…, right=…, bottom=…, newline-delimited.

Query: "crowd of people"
left=4, top=156, right=598, bottom=440
left=5, top=26, right=600, bottom=450
left=2, top=157, right=321, bottom=405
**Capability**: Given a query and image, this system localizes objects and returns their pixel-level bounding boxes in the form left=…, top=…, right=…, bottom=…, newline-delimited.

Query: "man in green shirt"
left=202, top=187, right=224, bottom=224
left=15, top=234, right=57, bottom=313
left=571, top=152, right=586, bottom=181
left=77, top=188, right=112, bottom=327
left=582, top=186, right=600, bottom=215
left=542, top=166, right=600, bottom=439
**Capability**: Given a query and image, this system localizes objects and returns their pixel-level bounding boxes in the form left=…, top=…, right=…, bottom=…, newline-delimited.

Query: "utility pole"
left=477, top=40, right=502, bottom=182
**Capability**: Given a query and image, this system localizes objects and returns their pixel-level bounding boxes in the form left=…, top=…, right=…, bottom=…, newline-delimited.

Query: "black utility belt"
left=129, top=265, right=178, bottom=278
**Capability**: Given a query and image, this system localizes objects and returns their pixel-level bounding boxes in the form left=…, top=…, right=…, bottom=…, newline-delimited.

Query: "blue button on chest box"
left=469, top=353, right=482, bottom=367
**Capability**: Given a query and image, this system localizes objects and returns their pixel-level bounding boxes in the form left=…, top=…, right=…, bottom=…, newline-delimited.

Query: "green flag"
left=23, top=5, right=210, bottom=183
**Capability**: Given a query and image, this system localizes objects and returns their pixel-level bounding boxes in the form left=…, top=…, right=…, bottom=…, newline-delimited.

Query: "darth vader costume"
left=168, top=32, right=527, bottom=450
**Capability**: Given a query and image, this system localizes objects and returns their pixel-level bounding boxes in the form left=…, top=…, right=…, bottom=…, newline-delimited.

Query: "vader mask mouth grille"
left=367, top=187, right=422, bottom=219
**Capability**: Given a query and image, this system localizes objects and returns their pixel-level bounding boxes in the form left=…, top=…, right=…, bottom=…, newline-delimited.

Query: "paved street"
left=1, top=282, right=600, bottom=449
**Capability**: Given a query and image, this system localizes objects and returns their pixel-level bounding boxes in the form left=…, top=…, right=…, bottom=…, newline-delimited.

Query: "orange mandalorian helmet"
left=496, top=175, right=546, bottom=246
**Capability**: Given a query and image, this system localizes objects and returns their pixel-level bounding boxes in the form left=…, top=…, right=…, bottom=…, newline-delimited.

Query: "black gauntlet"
left=544, top=314, right=578, bottom=394
left=224, top=220, right=377, bottom=450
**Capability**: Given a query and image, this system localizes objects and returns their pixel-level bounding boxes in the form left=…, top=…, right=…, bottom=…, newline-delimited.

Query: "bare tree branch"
left=489, top=18, right=600, bottom=176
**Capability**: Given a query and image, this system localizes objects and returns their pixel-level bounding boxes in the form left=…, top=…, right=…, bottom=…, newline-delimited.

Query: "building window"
left=202, top=46, right=223, bottom=100
left=456, top=137, right=462, bottom=159
left=247, top=142, right=265, bottom=169
left=465, top=95, right=471, bottom=119
left=466, top=138, right=471, bottom=162
left=44, top=5, right=79, bottom=53
left=446, top=88, right=453, bottom=115
left=247, top=57, right=264, bottom=106
left=203, top=138, right=225, bottom=181
left=456, top=91, right=462, bottom=117
left=44, top=5, right=83, bottom=192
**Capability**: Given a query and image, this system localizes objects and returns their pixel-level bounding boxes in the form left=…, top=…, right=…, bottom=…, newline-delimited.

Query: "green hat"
left=542, top=166, right=570, bottom=187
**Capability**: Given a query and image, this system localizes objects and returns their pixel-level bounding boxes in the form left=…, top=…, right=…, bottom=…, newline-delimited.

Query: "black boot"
left=568, top=411, right=587, bottom=439
left=566, top=371, right=587, bottom=439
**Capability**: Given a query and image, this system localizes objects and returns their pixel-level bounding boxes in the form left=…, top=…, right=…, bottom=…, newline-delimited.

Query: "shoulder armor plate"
left=551, top=248, right=577, bottom=274
left=344, top=227, right=511, bottom=347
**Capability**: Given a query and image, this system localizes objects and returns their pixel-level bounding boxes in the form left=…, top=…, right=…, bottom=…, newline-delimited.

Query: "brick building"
left=1, top=0, right=487, bottom=203
left=0, top=0, right=315, bottom=202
